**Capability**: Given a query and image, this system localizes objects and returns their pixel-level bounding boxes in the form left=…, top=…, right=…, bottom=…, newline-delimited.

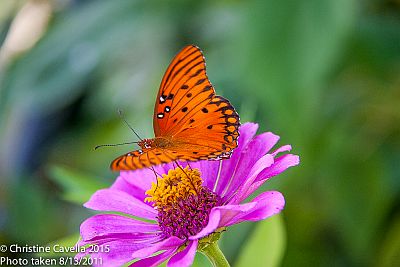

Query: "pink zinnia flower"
left=77, top=123, right=299, bottom=266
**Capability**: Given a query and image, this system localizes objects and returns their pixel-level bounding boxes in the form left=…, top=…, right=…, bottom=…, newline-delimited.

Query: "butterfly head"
left=138, top=139, right=154, bottom=150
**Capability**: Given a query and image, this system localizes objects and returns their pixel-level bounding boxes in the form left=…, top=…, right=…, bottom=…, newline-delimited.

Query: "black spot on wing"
left=195, top=78, right=206, bottom=85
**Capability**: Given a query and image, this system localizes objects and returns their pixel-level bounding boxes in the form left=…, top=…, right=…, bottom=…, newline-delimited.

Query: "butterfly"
left=111, top=45, right=240, bottom=171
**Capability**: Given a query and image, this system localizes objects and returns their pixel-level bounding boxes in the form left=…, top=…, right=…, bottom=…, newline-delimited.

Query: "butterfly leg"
left=145, top=163, right=161, bottom=192
left=146, top=166, right=162, bottom=177
left=174, top=160, right=198, bottom=194
left=187, top=162, right=193, bottom=170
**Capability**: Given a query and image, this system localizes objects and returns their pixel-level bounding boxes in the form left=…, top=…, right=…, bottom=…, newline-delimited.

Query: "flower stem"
left=200, top=242, right=230, bottom=267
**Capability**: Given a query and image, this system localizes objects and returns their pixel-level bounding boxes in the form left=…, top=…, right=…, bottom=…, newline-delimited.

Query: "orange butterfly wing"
left=111, top=45, right=240, bottom=171
left=153, top=45, right=240, bottom=159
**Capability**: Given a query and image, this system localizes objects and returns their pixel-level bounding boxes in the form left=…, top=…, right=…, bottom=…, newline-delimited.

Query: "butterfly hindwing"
left=170, top=95, right=239, bottom=159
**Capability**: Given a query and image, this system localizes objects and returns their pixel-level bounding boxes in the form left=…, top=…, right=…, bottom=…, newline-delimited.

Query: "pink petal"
left=189, top=203, right=257, bottom=240
left=234, top=154, right=300, bottom=202
left=226, top=154, right=274, bottom=204
left=190, top=191, right=284, bottom=239
left=111, top=176, right=148, bottom=204
left=245, top=132, right=281, bottom=154
left=198, top=160, right=223, bottom=190
left=84, top=189, right=157, bottom=220
left=167, top=240, right=198, bottom=267
left=79, top=239, right=155, bottom=267
left=129, top=249, right=176, bottom=267
left=211, top=123, right=259, bottom=192
left=218, top=132, right=279, bottom=198
left=271, top=144, right=292, bottom=157
left=131, top=236, right=184, bottom=259
left=255, top=154, right=300, bottom=183
left=80, top=214, right=160, bottom=241
left=77, top=234, right=162, bottom=250
left=229, top=191, right=285, bottom=225
left=120, top=164, right=166, bottom=191
left=233, top=154, right=299, bottom=202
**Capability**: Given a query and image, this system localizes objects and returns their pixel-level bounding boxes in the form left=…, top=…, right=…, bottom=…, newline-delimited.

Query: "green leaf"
left=48, top=165, right=109, bottom=205
left=192, top=253, right=210, bottom=267
left=376, top=214, right=400, bottom=267
left=235, top=215, right=286, bottom=267
left=8, top=179, right=64, bottom=244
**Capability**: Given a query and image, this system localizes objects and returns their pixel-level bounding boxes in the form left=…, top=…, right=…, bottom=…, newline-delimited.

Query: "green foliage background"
left=0, top=0, right=399, bottom=266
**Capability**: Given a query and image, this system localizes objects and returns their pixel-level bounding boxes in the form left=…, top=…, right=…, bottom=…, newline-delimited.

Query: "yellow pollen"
left=145, top=167, right=203, bottom=208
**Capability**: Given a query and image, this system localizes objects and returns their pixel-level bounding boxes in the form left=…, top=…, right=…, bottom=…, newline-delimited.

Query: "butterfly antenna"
left=94, top=141, right=139, bottom=150
left=118, top=109, right=143, bottom=141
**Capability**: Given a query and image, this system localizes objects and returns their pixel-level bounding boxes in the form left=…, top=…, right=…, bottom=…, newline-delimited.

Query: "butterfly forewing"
left=153, top=45, right=240, bottom=160
left=154, top=45, right=209, bottom=135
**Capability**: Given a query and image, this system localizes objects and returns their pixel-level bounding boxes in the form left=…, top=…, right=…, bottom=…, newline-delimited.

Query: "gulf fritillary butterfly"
left=111, top=45, right=240, bottom=171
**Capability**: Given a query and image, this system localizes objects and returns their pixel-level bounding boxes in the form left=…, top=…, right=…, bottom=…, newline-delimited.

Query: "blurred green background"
left=0, top=0, right=399, bottom=266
